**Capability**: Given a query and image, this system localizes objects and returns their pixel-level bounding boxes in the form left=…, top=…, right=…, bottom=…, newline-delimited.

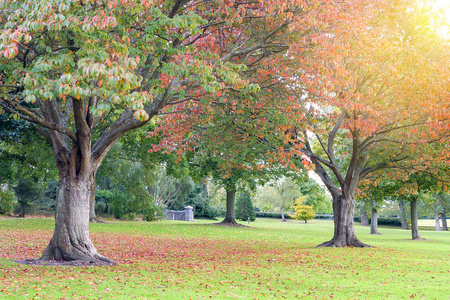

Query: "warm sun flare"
left=431, top=0, right=450, bottom=37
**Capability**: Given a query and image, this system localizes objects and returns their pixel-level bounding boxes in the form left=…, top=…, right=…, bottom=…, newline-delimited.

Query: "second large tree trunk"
left=219, top=187, right=239, bottom=226
left=441, top=210, right=448, bottom=231
left=410, top=198, right=421, bottom=240
left=370, top=198, right=380, bottom=235
left=318, top=195, right=370, bottom=247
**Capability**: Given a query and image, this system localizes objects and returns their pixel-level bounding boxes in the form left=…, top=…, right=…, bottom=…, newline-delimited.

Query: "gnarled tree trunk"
left=398, top=200, right=409, bottom=230
left=41, top=176, right=111, bottom=264
left=317, top=194, right=370, bottom=247
left=219, top=187, right=239, bottom=226
left=370, top=198, right=380, bottom=235
left=39, top=118, right=114, bottom=264
left=410, top=198, right=421, bottom=240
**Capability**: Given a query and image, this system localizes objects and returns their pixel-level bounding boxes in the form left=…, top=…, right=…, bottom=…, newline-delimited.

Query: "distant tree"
left=299, top=180, right=332, bottom=214
left=235, top=190, right=256, bottom=222
left=254, top=177, right=304, bottom=221
left=356, top=200, right=370, bottom=226
left=184, top=183, right=218, bottom=219
left=291, top=197, right=315, bottom=223
left=14, top=177, right=44, bottom=217
left=435, top=193, right=450, bottom=231
left=290, top=0, right=450, bottom=247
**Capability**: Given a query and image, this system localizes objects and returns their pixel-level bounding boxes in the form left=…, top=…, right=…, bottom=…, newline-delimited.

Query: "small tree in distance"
left=235, top=191, right=256, bottom=222
left=291, top=197, right=315, bottom=223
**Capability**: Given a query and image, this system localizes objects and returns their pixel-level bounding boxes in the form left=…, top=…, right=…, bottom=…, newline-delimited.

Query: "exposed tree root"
left=317, top=237, right=373, bottom=248
left=212, top=219, right=248, bottom=227
left=89, top=217, right=107, bottom=224
left=13, top=257, right=116, bottom=267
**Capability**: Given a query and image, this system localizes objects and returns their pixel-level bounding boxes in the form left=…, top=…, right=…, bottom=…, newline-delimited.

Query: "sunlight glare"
left=431, top=0, right=450, bottom=38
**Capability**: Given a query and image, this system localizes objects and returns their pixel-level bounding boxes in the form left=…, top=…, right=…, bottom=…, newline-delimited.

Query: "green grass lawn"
left=0, top=217, right=449, bottom=299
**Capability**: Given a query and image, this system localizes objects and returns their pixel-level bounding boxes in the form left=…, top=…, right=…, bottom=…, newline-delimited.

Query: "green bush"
left=95, top=202, right=108, bottom=215
left=354, top=216, right=403, bottom=227
left=0, top=189, right=15, bottom=215
left=125, top=212, right=136, bottom=221
left=142, top=204, right=164, bottom=222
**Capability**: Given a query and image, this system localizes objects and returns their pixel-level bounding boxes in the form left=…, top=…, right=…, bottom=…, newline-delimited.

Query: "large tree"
left=0, top=0, right=319, bottom=263
left=289, top=0, right=450, bottom=247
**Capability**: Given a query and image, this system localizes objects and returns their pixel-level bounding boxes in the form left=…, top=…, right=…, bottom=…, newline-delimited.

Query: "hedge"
left=354, top=216, right=402, bottom=227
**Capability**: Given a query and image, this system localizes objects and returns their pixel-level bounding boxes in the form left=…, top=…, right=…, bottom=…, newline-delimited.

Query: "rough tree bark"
left=41, top=177, right=110, bottom=264
left=398, top=199, right=409, bottom=230
left=434, top=202, right=441, bottom=231
left=219, top=186, right=240, bottom=226
left=441, top=209, right=448, bottom=231
left=317, top=194, right=370, bottom=247
left=410, top=197, right=422, bottom=240
left=370, top=198, right=380, bottom=235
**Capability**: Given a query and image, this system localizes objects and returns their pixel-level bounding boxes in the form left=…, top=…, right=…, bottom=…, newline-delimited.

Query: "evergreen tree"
left=236, top=191, right=256, bottom=222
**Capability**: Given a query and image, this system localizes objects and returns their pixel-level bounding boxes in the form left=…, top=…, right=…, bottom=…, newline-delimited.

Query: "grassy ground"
left=0, top=217, right=448, bottom=300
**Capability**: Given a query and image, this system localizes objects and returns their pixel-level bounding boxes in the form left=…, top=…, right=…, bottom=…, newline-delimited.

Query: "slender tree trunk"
left=281, top=200, right=286, bottom=222
left=441, top=210, right=448, bottom=231
left=89, top=190, right=97, bottom=222
left=398, top=200, right=409, bottom=230
left=360, top=204, right=370, bottom=226
left=88, top=176, right=98, bottom=222
left=370, top=198, right=380, bottom=235
left=88, top=174, right=104, bottom=223
left=219, top=187, right=239, bottom=226
left=434, top=202, right=441, bottom=231
left=318, top=195, right=371, bottom=247
left=410, top=198, right=421, bottom=240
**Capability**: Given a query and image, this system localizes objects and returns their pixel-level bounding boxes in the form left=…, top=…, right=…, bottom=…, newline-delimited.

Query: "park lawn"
left=0, top=218, right=448, bottom=300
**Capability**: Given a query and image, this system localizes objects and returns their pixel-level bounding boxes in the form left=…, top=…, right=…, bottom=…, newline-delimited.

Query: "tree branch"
left=0, top=97, right=77, bottom=143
